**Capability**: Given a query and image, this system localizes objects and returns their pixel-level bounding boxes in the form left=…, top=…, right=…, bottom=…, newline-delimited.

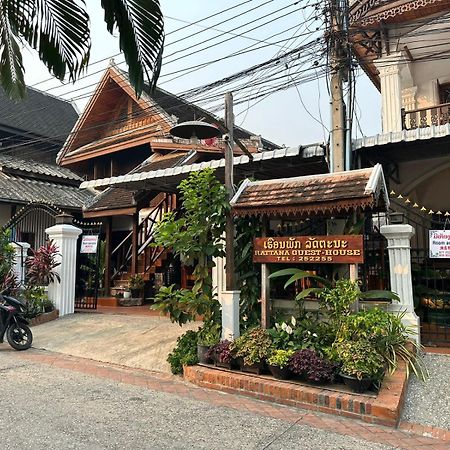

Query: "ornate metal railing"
left=402, top=103, right=450, bottom=130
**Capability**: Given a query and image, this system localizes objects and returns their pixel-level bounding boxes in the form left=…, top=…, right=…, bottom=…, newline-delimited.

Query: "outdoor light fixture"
left=389, top=212, right=405, bottom=224
left=169, top=120, right=221, bottom=144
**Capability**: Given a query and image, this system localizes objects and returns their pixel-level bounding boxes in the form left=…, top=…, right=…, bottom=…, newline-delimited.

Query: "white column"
left=381, top=224, right=420, bottom=343
left=375, top=53, right=403, bottom=133
left=213, top=254, right=240, bottom=340
left=45, top=223, right=82, bottom=316
left=11, top=242, right=30, bottom=286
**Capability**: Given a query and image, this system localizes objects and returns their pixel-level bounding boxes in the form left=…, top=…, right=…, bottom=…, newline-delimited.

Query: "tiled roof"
left=80, top=145, right=326, bottom=191
left=0, top=154, right=82, bottom=181
left=353, top=123, right=450, bottom=149
left=0, top=87, right=78, bottom=141
left=84, top=152, right=195, bottom=212
left=0, top=174, right=93, bottom=210
left=230, top=164, right=388, bottom=217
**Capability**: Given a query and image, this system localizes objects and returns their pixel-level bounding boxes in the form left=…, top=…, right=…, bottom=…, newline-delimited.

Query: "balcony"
left=402, top=103, right=450, bottom=130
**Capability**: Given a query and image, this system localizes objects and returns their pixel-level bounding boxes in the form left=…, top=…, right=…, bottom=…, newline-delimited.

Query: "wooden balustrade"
left=402, top=103, right=450, bottom=130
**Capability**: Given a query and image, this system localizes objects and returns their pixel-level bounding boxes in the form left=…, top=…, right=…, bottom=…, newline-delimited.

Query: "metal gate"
left=75, top=224, right=103, bottom=310
left=371, top=199, right=450, bottom=345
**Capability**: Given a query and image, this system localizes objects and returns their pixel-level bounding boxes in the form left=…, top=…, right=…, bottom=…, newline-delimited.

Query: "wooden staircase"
left=110, top=194, right=173, bottom=294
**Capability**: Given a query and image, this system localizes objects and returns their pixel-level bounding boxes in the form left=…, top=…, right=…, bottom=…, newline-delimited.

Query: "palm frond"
left=101, top=0, right=164, bottom=96
left=19, top=0, right=90, bottom=80
left=0, top=2, right=26, bottom=99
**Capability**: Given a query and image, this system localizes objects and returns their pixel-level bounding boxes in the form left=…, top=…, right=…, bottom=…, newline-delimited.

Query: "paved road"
left=0, top=346, right=399, bottom=450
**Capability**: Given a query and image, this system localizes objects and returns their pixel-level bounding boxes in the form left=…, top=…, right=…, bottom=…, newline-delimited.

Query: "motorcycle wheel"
left=6, top=323, right=33, bottom=351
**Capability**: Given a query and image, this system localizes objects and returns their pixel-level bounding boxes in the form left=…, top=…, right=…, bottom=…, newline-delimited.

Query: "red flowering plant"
left=26, top=240, right=61, bottom=286
left=289, top=349, right=336, bottom=383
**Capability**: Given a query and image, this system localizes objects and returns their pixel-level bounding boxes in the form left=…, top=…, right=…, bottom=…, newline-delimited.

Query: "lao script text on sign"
left=429, top=230, right=450, bottom=259
left=80, top=235, right=99, bottom=254
left=253, top=235, right=364, bottom=264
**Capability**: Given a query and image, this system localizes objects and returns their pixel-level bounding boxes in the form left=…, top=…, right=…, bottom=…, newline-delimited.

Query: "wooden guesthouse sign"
left=253, top=235, right=364, bottom=264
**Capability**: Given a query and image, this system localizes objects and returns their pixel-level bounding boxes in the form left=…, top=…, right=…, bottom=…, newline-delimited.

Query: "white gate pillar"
left=381, top=224, right=420, bottom=343
left=45, top=216, right=82, bottom=316
left=11, top=242, right=31, bottom=286
left=213, top=254, right=240, bottom=341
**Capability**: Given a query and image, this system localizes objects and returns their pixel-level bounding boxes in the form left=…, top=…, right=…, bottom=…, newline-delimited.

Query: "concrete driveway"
left=32, top=313, right=199, bottom=374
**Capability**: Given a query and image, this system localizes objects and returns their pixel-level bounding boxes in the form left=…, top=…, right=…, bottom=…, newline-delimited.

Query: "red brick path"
left=13, top=349, right=449, bottom=450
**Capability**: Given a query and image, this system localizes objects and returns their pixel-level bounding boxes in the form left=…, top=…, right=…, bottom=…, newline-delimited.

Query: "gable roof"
left=57, top=64, right=279, bottom=165
left=0, top=87, right=78, bottom=142
left=230, top=164, right=388, bottom=217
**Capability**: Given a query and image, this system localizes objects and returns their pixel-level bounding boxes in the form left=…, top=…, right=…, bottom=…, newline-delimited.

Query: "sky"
left=22, top=0, right=382, bottom=148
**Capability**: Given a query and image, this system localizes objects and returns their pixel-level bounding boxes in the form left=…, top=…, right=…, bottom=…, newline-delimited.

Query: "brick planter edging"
left=30, top=309, right=59, bottom=326
left=184, top=362, right=408, bottom=427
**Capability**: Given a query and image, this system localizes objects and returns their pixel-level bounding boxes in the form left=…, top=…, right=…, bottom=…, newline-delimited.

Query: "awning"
left=230, top=164, right=389, bottom=218
left=79, top=144, right=328, bottom=193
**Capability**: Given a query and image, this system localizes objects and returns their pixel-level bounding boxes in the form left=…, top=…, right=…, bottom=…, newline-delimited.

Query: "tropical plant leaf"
left=8, top=0, right=91, bottom=92
left=360, top=290, right=400, bottom=302
left=0, top=3, right=25, bottom=99
left=269, top=268, right=306, bottom=279
left=295, top=287, right=324, bottom=300
left=101, top=0, right=164, bottom=96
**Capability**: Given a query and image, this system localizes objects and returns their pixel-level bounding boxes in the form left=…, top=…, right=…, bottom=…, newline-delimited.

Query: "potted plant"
left=26, top=240, right=61, bottom=287
left=288, top=349, right=336, bottom=384
left=129, top=274, right=145, bottom=299
left=267, top=349, right=294, bottom=380
left=207, top=340, right=237, bottom=369
left=332, top=340, right=385, bottom=393
left=230, top=327, right=273, bottom=374
left=197, top=323, right=220, bottom=364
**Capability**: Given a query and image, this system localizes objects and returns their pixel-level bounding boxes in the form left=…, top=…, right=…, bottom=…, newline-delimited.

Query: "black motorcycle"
left=0, top=294, right=33, bottom=350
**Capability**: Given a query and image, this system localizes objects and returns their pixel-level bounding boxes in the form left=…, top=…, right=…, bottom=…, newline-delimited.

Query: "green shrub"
left=167, top=330, right=199, bottom=375
left=332, top=339, right=385, bottom=381
left=21, top=285, right=53, bottom=319
left=267, top=349, right=294, bottom=368
left=230, top=327, right=273, bottom=366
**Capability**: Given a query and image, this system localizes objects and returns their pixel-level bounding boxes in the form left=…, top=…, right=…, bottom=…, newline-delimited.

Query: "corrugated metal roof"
left=0, top=154, right=82, bottom=181
left=0, top=174, right=94, bottom=209
left=80, top=145, right=326, bottom=190
left=230, top=164, right=388, bottom=217
left=353, top=123, right=450, bottom=149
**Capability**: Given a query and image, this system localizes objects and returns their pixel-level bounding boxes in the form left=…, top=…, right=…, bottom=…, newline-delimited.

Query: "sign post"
left=429, top=230, right=450, bottom=259
left=80, top=235, right=99, bottom=254
left=253, top=235, right=364, bottom=264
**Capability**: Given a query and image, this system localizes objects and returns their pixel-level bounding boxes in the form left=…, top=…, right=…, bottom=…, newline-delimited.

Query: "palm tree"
left=0, top=0, right=164, bottom=99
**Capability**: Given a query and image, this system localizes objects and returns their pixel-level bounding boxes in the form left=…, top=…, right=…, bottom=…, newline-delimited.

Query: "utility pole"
left=330, top=0, right=347, bottom=173
left=224, top=92, right=235, bottom=290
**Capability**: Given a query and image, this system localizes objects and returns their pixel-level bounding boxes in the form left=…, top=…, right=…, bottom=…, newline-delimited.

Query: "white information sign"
left=429, top=230, right=450, bottom=259
left=80, top=235, right=99, bottom=254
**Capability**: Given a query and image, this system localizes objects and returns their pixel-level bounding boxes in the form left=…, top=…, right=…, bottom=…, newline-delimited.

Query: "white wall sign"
left=80, top=235, right=99, bottom=254
left=429, top=230, right=450, bottom=259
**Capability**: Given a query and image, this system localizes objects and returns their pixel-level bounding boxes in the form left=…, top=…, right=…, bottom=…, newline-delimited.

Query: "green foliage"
left=0, top=230, right=15, bottom=287
left=167, top=330, right=199, bottom=375
left=0, top=1, right=164, bottom=99
left=152, top=285, right=202, bottom=326
left=318, top=279, right=360, bottom=324
left=235, top=216, right=261, bottom=330
left=129, top=274, right=144, bottom=289
left=197, top=322, right=221, bottom=346
left=21, top=285, right=54, bottom=319
left=153, top=169, right=228, bottom=326
left=267, top=349, right=294, bottom=369
left=336, top=308, right=428, bottom=381
left=230, top=327, right=273, bottom=366
left=331, top=340, right=385, bottom=381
